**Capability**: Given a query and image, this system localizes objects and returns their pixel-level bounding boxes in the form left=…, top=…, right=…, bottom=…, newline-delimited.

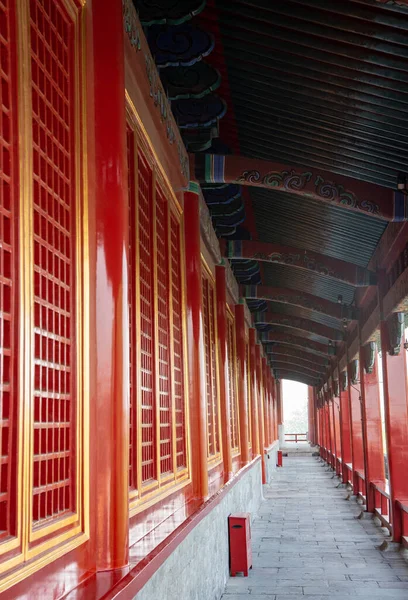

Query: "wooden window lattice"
left=170, top=215, right=186, bottom=470
left=156, top=187, right=173, bottom=477
left=0, top=0, right=17, bottom=540
left=246, top=340, right=252, bottom=448
left=137, top=148, right=156, bottom=486
left=127, top=126, right=137, bottom=489
left=202, top=273, right=220, bottom=459
left=226, top=313, right=239, bottom=453
left=30, top=0, right=76, bottom=524
left=126, top=123, right=188, bottom=498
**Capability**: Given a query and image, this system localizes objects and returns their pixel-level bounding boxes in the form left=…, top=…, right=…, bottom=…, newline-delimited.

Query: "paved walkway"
left=222, top=455, right=408, bottom=599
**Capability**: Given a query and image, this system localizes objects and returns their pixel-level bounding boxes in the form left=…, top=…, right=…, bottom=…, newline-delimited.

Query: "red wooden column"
left=266, top=365, right=273, bottom=445
left=262, top=360, right=269, bottom=446
left=327, top=395, right=334, bottom=464
left=379, top=306, right=408, bottom=541
left=359, top=343, right=385, bottom=512
left=347, top=359, right=365, bottom=494
left=339, top=370, right=352, bottom=484
left=256, top=345, right=266, bottom=482
left=215, top=265, right=233, bottom=482
left=184, top=186, right=209, bottom=499
left=276, top=379, right=283, bottom=446
left=308, top=386, right=315, bottom=444
left=249, top=329, right=260, bottom=457
left=330, top=394, right=337, bottom=468
left=235, top=305, right=250, bottom=464
left=325, top=401, right=330, bottom=461
left=90, top=0, right=129, bottom=570
left=333, top=392, right=342, bottom=474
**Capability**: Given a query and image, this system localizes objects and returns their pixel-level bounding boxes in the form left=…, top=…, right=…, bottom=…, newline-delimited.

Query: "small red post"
left=229, top=513, right=252, bottom=577
left=277, top=450, right=283, bottom=467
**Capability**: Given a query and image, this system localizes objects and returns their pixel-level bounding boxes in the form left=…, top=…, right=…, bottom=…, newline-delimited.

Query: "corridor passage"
left=222, top=455, right=408, bottom=599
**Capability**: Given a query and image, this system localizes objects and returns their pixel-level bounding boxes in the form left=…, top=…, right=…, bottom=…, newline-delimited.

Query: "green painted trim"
left=187, top=181, right=201, bottom=195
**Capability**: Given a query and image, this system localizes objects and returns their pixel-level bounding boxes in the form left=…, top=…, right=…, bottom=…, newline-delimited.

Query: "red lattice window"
left=127, top=127, right=137, bottom=490
left=246, top=340, right=252, bottom=448
left=156, top=187, right=173, bottom=477
left=30, top=0, right=76, bottom=524
left=137, top=148, right=156, bottom=485
left=202, top=272, right=220, bottom=459
left=170, top=215, right=186, bottom=470
left=0, top=0, right=17, bottom=540
left=126, top=115, right=189, bottom=504
left=227, top=313, right=239, bottom=454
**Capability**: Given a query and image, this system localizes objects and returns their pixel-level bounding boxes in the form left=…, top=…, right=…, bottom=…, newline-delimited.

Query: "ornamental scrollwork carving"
left=314, top=175, right=379, bottom=216
left=124, top=0, right=142, bottom=49
left=237, top=169, right=312, bottom=191
left=252, top=251, right=300, bottom=266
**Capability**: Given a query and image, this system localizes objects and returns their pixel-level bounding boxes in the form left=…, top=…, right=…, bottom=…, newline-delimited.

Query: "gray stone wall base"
left=264, top=441, right=279, bottom=484
left=134, top=460, right=263, bottom=600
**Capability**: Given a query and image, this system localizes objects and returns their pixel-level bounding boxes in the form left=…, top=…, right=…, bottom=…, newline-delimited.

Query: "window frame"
left=126, top=97, right=191, bottom=517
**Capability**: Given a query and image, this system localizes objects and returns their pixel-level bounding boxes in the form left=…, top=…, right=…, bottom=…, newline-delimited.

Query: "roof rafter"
left=243, top=285, right=357, bottom=322
left=254, top=311, right=345, bottom=341
left=194, top=153, right=404, bottom=221
left=274, top=370, right=320, bottom=386
left=269, top=358, right=326, bottom=376
left=266, top=345, right=330, bottom=367
left=262, top=331, right=335, bottom=356
left=224, top=240, right=376, bottom=286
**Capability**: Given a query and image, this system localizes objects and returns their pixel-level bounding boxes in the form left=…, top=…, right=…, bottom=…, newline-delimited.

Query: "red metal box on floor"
left=228, top=513, right=252, bottom=576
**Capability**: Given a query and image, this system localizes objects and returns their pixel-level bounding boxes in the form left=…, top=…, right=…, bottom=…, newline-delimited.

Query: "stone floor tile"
left=221, top=455, right=408, bottom=600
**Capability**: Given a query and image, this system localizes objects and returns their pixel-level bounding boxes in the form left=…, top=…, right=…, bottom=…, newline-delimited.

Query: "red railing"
left=370, top=482, right=391, bottom=533
left=396, top=500, right=408, bottom=548
left=344, top=463, right=353, bottom=487
left=285, top=433, right=308, bottom=443
left=354, top=470, right=366, bottom=502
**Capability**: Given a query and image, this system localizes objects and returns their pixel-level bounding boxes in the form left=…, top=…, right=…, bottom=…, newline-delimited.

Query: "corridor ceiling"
left=134, top=0, right=408, bottom=386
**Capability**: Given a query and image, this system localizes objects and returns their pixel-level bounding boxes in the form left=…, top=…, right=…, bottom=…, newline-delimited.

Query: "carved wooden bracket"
left=349, top=359, right=359, bottom=385
left=386, top=312, right=405, bottom=356
left=340, top=370, right=348, bottom=392
left=363, top=341, right=376, bottom=374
